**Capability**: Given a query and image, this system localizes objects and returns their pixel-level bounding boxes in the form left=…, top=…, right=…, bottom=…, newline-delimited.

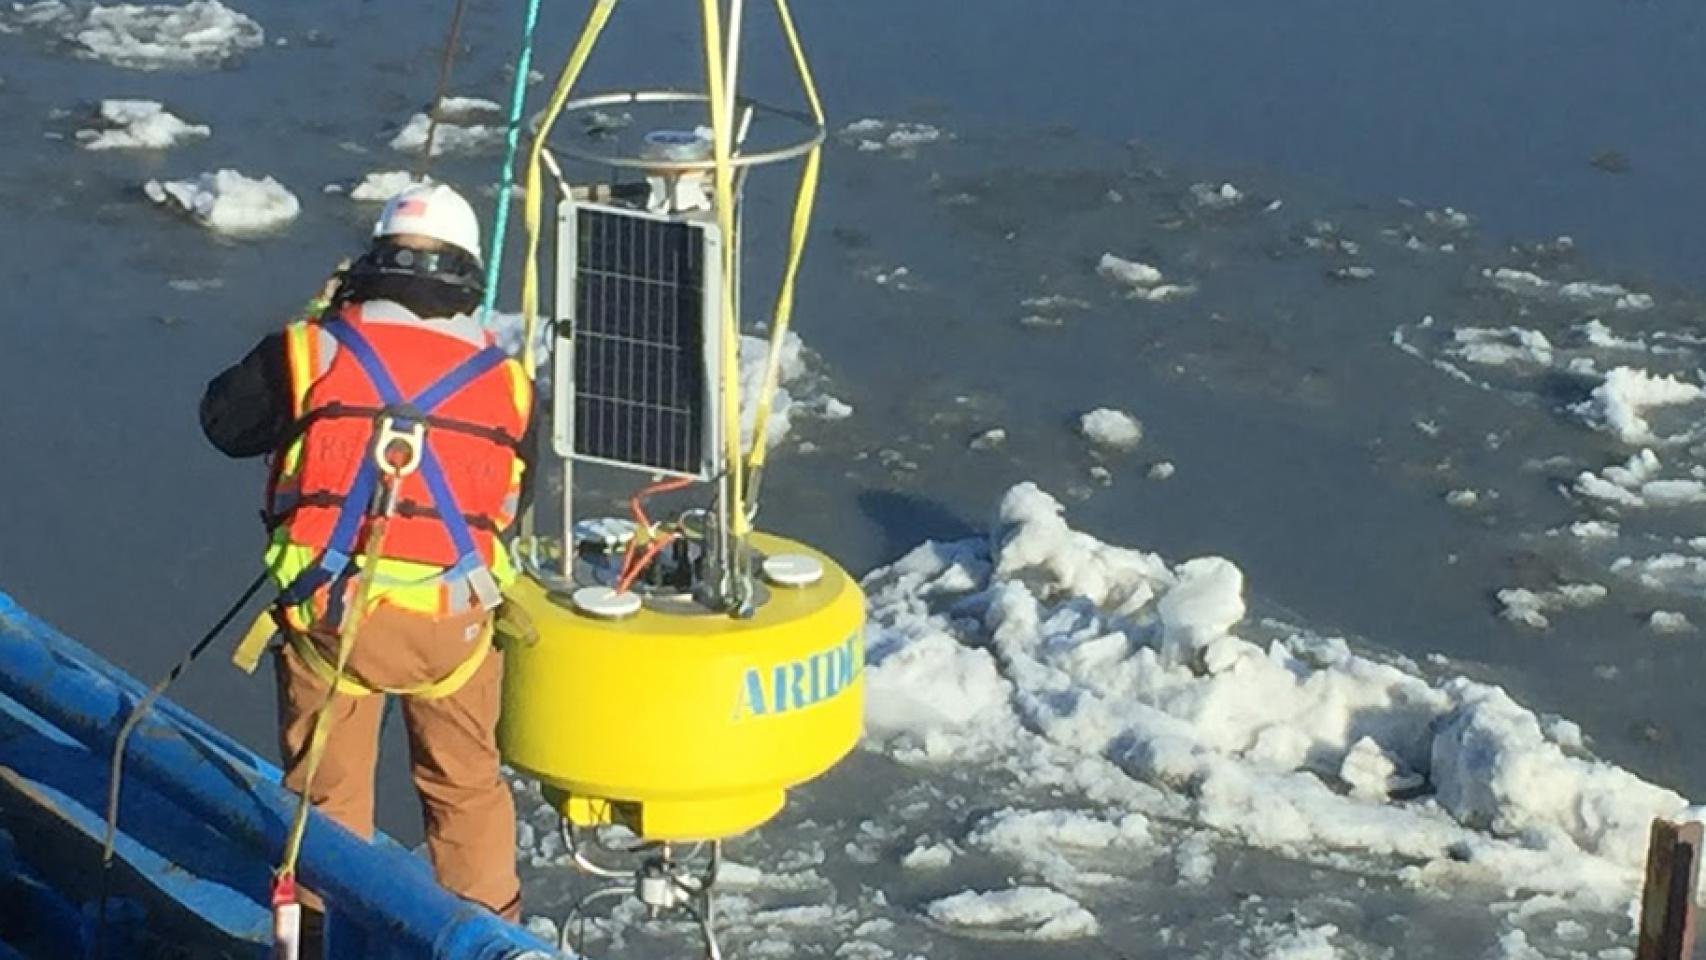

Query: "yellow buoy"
left=498, top=534, right=864, bottom=842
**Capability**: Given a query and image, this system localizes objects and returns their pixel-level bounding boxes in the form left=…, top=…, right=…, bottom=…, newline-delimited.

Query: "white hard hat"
left=373, top=183, right=482, bottom=263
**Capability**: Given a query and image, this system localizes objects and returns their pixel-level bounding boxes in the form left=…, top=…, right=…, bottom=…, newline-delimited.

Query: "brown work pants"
left=275, top=601, right=520, bottom=920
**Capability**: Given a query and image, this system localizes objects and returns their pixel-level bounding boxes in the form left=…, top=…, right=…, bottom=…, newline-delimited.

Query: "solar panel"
left=556, top=202, right=721, bottom=478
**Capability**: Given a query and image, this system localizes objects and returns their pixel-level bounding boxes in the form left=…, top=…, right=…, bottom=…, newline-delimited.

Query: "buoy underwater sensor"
left=492, top=0, right=850, bottom=955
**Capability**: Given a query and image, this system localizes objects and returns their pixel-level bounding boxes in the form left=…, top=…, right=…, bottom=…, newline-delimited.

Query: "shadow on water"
left=856, top=489, right=978, bottom=566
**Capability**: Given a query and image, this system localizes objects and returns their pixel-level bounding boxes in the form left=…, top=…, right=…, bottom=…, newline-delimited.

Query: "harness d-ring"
left=372, top=414, right=425, bottom=516
left=375, top=415, right=425, bottom=479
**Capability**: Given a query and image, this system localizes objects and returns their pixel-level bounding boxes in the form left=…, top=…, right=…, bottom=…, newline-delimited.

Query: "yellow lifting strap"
left=698, top=0, right=747, bottom=537
left=743, top=0, right=825, bottom=481
left=275, top=519, right=389, bottom=886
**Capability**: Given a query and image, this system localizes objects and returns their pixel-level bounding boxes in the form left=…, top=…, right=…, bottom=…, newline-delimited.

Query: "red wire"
left=629, top=476, right=695, bottom=531
left=617, top=532, right=678, bottom=594
left=615, top=476, right=696, bottom=594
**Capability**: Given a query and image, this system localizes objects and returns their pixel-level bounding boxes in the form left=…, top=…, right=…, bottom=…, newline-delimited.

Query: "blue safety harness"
left=277, top=317, right=511, bottom=614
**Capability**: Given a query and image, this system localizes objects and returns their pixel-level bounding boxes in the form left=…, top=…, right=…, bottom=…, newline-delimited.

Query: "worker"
left=199, top=183, right=531, bottom=926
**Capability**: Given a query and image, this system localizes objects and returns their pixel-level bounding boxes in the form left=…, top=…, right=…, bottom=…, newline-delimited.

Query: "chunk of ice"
left=925, top=886, right=1099, bottom=940
left=77, top=99, right=208, bottom=150
left=14, top=0, right=263, bottom=69
left=144, top=169, right=298, bottom=236
left=1078, top=408, right=1143, bottom=451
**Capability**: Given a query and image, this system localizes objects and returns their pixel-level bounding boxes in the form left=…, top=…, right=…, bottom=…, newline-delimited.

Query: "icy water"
left=4, top=0, right=1706, bottom=958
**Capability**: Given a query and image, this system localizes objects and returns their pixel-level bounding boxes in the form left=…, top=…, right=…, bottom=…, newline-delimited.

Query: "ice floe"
left=1484, top=266, right=1655, bottom=312
left=863, top=484, right=1692, bottom=917
left=1496, top=584, right=1606, bottom=630
left=1174, top=832, right=1216, bottom=885
left=840, top=118, right=946, bottom=154
left=899, top=840, right=953, bottom=871
left=1444, top=489, right=1481, bottom=509
left=1449, top=327, right=1554, bottom=368
left=76, top=99, right=208, bottom=150
left=924, top=886, right=1099, bottom=940
left=1582, top=319, right=1655, bottom=353
left=1425, top=207, right=1473, bottom=231
left=143, top=169, right=298, bottom=236
left=12, top=0, right=262, bottom=69
left=1611, top=553, right=1706, bottom=593
left=1078, top=407, right=1143, bottom=451
left=1190, top=181, right=1245, bottom=210
left=390, top=97, right=504, bottom=156
left=1097, top=252, right=1196, bottom=302
left=1573, top=449, right=1706, bottom=509
left=344, top=170, right=426, bottom=202
left=1571, top=366, right=1702, bottom=444
left=738, top=332, right=853, bottom=451
left=965, top=807, right=1150, bottom=887
left=1259, top=924, right=1340, bottom=960
left=1648, top=611, right=1693, bottom=635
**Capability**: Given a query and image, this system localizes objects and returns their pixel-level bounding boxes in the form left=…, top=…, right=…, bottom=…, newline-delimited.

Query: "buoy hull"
left=498, top=534, right=865, bottom=840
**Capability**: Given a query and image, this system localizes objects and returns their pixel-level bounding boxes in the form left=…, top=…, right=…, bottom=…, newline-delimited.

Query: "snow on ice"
left=12, top=0, right=263, bottom=69
left=77, top=99, right=208, bottom=150
left=144, top=169, right=298, bottom=236
left=861, top=483, right=1692, bottom=920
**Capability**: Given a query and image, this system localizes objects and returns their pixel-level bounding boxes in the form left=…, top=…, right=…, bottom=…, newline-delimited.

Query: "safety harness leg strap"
left=283, top=624, right=494, bottom=701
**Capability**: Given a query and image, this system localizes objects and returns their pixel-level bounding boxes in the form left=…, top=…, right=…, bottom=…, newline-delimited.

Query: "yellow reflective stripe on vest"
left=280, top=321, right=321, bottom=476
left=285, top=625, right=493, bottom=701
left=265, top=537, right=520, bottom=630
left=506, top=359, right=532, bottom=418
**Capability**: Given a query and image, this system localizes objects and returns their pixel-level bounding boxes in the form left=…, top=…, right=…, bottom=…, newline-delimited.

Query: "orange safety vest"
left=265, top=301, right=530, bottom=624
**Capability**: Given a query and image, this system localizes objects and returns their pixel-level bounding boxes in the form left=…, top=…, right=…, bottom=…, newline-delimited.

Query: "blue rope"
left=478, top=0, right=547, bottom=327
